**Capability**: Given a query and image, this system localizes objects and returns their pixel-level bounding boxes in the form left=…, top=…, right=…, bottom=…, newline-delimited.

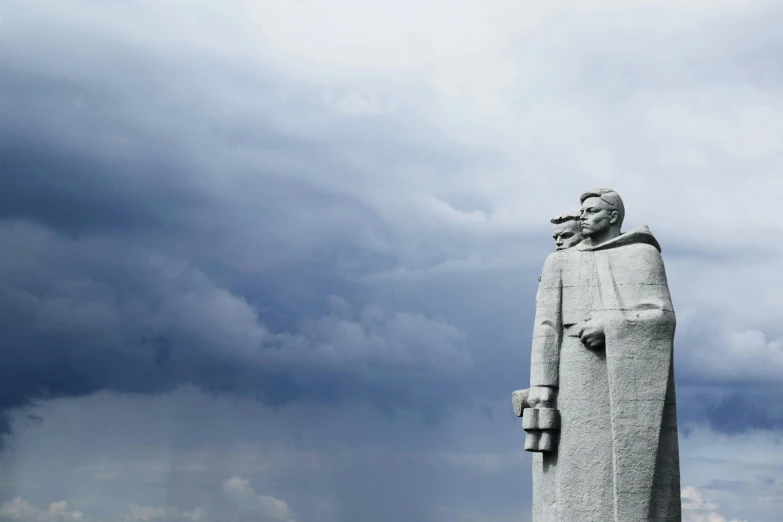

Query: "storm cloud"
left=0, top=2, right=488, bottom=431
left=1, top=0, right=783, bottom=520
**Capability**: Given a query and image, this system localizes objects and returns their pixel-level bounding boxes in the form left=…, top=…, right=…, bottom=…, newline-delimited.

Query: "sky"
left=1, top=0, right=783, bottom=520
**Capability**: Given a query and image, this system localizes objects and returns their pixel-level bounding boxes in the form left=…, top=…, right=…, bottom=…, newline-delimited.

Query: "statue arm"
left=530, top=253, right=563, bottom=388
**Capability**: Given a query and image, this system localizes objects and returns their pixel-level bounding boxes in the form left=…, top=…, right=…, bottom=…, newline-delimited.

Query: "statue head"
left=551, top=211, right=583, bottom=251
left=579, top=188, right=624, bottom=245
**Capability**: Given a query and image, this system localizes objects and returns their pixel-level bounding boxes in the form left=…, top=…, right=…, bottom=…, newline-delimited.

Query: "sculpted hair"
left=580, top=188, right=625, bottom=228
left=550, top=210, right=582, bottom=225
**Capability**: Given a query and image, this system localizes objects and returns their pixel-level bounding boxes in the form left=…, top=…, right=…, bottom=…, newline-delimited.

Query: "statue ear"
left=608, top=210, right=619, bottom=225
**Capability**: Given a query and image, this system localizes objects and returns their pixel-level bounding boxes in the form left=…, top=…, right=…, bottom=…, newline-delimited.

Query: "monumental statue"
left=512, top=189, right=681, bottom=521
left=550, top=210, right=584, bottom=252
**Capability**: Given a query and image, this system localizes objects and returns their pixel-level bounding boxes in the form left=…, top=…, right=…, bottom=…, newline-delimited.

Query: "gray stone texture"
left=515, top=191, right=681, bottom=521
left=550, top=210, right=584, bottom=252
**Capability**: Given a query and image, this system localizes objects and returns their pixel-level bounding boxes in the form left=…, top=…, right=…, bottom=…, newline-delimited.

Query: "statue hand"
left=512, top=389, right=529, bottom=417
left=578, top=321, right=605, bottom=350
left=528, top=386, right=557, bottom=409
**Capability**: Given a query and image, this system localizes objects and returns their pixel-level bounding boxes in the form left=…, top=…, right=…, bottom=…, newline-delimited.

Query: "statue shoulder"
left=542, top=251, right=567, bottom=271
left=608, top=241, right=669, bottom=284
left=624, top=241, right=661, bottom=253
left=538, top=251, right=570, bottom=284
left=624, top=241, right=665, bottom=263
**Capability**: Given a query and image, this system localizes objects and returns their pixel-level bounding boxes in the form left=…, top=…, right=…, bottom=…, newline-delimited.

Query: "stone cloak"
left=529, top=226, right=681, bottom=521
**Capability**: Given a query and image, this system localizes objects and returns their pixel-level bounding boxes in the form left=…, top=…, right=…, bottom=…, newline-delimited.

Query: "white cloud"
left=679, top=429, right=783, bottom=521
left=682, top=486, right=749, bottom=522
left=182, top=507, right=208, bottom=522
left=292, top=299, right=472, bottom=374
left=223, top=477, right=296, bottom=521
left=0, top=498, right=84, bottom=521
left=7, top=0, right=782, bottom=268
left=671, top=255, right=783, bottom=383
left=243, top=0, right=522, bottom=106
left=122, top=505, right=176, bottom=522
left=223, top=476, right=252, bottom=494
left=677, top=324, right=783, bottom=384
left=182, top=506, right=208, bottom=522
left=323, top=92, right=395, bottom=116
left=0, top=496, right=207, bottom=522
left=683, top=486, right=721, bottom=512
left=241, top=0, right=768, bottom=105
left=121, top=504, right=210, bottom=522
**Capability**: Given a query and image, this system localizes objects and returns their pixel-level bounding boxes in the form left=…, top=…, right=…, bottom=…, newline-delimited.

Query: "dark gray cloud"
left=0, top=1, right=500, bottom=450
left=705, top=393, right=783, bottom=435
left=2, top=0, right=783, bottom=520
left=0, top=2, right=778, bottom=451
left=0, top=220, right=477, bottom=433
left=0, top=389, right=533, bottom=522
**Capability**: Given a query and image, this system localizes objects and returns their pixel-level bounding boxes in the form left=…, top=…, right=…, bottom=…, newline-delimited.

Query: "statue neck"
left=587, top=227, right=621, bottom=247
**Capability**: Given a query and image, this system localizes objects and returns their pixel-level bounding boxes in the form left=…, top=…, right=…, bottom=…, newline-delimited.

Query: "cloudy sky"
left=1, top=0, right=783, bottom=520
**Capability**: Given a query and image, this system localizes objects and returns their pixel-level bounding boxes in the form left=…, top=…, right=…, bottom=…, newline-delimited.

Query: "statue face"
left=552, top=220, right=583, bottom=250
left=580, top=196, right=618, bottom=237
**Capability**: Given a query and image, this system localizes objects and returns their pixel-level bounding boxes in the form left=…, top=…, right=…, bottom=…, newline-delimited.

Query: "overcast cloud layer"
left=1, top=1, right=783, bottom=521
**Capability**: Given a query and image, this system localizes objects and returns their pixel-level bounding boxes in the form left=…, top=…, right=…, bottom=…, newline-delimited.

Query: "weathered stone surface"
left=511, top=389, right=529, bottom=417
left=514, top=190, right=681, bottom=521
left=550, top=210, right=583, bottom=251
left=522, top=408, right=560, bottom=430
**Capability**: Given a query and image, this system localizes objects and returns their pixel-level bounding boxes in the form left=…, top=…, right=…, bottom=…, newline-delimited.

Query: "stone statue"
left=512, top=189, right=681, bottom=521
left=536, top=211, right=583, bottom=283
left=550, top=210, right=583, bottom=251
left=523, top=211, right=583, bottom=450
